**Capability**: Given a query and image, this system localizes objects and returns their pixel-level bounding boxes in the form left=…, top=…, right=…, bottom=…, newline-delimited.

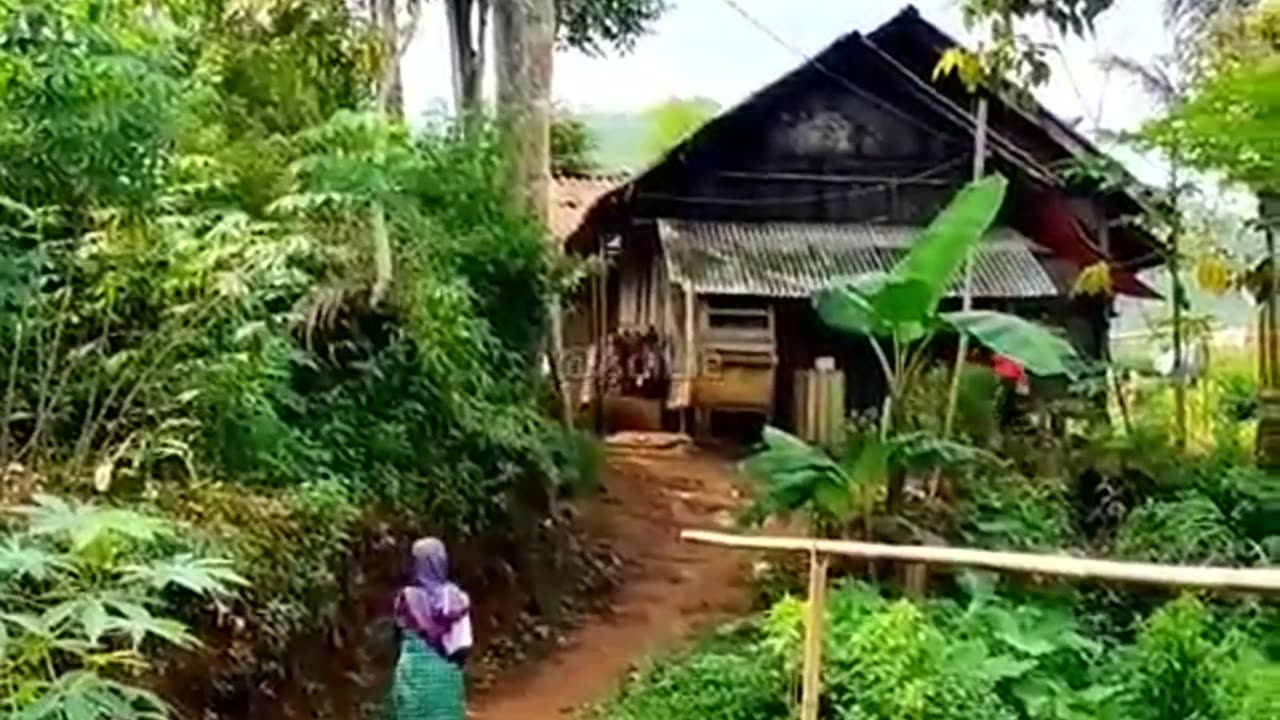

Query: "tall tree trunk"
left=495, top=0, right=562, bottom=421
left=374, top=0, right=404, bottom=116
left=445, top=0, right=489, bottom=118
left=494, top=0, right=554, bottom=222
left=369, top=0, right=425, bottom=308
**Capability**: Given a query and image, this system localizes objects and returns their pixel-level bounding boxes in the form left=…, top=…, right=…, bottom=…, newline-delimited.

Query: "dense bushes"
left=599, top=584, right=1279, bottom=720
left=0, top=1, right=587, bottom=715
left=629, top=312, right=1278, bottom=719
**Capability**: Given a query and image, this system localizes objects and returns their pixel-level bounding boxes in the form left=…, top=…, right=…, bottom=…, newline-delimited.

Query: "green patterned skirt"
left=390, top=634, right=466, bottom=720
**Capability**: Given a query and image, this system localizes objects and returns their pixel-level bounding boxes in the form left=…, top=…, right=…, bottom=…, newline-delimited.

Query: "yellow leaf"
left=933, top=48, right=966, bottom=81
left=1071, top=261, right=1113, bottom=297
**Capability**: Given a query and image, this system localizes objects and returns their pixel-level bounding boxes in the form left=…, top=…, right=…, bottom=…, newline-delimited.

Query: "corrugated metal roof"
left=660, top=219, right=1060, bottom=299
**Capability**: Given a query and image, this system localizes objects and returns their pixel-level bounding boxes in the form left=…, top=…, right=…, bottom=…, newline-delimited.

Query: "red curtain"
left=1033, top=191, right=1159, bottom=299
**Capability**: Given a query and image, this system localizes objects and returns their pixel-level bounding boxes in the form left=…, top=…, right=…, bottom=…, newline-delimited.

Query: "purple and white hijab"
left=394, top=537, right=472, bottom=657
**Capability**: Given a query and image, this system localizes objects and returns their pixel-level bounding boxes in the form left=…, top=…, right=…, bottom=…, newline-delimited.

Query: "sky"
left=402, top=0, right=1177, bottom=183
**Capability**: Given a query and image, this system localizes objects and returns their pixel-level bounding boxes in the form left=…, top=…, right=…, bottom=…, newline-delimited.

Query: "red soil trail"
left=469, top=443, right=755, bottom=720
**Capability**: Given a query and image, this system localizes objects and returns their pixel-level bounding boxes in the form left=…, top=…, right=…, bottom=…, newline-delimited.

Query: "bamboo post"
left=800, top=548, right=829, bottom=720
left=680, top=530, right=1280, bottom=594
left=1258, top=193, right=1280, bottom=467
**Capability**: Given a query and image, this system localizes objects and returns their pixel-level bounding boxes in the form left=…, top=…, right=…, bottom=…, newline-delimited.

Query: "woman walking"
left=389, top=537, right=473, bottom=720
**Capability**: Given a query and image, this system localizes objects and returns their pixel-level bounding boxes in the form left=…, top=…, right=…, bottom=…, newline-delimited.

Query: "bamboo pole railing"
left=682, top=530, right=1280, bottom=592
left=681, top=529, right=1280, bottom=720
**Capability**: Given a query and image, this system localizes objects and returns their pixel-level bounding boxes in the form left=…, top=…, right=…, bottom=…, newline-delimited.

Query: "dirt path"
left=469, top=444, right=755, bottom=720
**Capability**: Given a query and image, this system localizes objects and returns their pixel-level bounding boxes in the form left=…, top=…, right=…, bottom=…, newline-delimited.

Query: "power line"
left=714, top=0, right=952, bottom=142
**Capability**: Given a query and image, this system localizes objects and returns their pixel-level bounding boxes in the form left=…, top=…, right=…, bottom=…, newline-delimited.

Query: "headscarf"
left=395, top=537, right=470, bottom=654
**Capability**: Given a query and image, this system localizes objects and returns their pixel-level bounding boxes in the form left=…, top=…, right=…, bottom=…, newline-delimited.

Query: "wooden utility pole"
left=941, top=97, right=990, bottom=439
left=1170, top=160, right=1188, bottom=449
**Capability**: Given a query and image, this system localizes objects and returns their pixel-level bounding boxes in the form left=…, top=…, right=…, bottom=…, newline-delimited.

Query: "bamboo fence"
left=681, top=529, right=1280, bottom=720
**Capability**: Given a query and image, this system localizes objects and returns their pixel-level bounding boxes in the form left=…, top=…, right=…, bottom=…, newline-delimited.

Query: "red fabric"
left=1034, top=192, right=1160, bottom=299
left=991, top=355, right=1026, bottom=384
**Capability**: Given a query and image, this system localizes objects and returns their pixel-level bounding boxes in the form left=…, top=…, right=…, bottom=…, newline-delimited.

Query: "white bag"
left=441, top=614, right=473, bottom=656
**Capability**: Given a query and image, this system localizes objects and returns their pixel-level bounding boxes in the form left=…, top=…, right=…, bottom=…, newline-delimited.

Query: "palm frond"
left=1165, top=0, right=1256, bottom=35
left=1097, top=54, right=1179, bottom=105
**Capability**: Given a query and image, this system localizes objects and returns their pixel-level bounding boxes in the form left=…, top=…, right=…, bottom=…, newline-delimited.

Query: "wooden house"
left=560, top=7, right=1166, bottom=435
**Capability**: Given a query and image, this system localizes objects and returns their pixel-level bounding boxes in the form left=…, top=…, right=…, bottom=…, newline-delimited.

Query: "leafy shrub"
left=1190, top=465, right=1280, bottom=552
left=826, top=600, right=1013, bottom=720
left=601, top=585, right=1279, bottom=720
left=1113, top=495, right=1244, bottom=565
left=901, top=364, right=1005, bottom=445
left=0, top=495, right=240, bottom=719
left=548, top=428, right=606, bottom=498
left=601, top=627, right=789, bottom=720
left=1217, top=365, right=1258, bottom=421
left=955, top=470, right=1075, bottom=551
left=1119, top=595, right=1233, bottom=720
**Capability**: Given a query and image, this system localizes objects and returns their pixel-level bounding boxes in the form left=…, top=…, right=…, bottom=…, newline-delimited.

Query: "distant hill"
left=578, top=111, right=650, bottom=173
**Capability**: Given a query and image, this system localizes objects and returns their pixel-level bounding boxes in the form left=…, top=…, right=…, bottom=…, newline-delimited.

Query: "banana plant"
left=744, top=175, right=1081, bottom=531
left=743, top=425, right=1004, bottom=534
left=814, top=173, right=1080, bottom=434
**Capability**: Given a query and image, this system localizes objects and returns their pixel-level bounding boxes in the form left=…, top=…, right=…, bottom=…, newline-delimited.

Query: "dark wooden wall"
left=623, top=61, right=979, bottom=227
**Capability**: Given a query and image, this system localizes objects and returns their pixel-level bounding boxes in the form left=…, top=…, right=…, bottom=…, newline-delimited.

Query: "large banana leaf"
left=741, top=427, right=857, bottom=524
left=941, top=310, right=1082, bottom=378
left=813, top=274, right=892, bottom=338
left=813, top=175, right=1008, bottom=341
left=893, top=174, right=1009, bottom=313
left=887, top=431, right=1007, bottom=472
left=814, top=273, right=932, bottom=341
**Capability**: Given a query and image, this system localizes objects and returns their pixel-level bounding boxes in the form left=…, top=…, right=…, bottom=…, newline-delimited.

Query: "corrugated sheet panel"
left=659, top=219, right=1060, bottom=299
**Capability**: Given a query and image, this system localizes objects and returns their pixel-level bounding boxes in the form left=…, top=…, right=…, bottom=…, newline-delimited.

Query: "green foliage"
left=1139, top=4, right=1280, bottom=190
left=1121, top=595, right=1233, bottom=720
left=956, top=471, right=1076, bottom=551
left=940, top=311, right=1081, bottom=378
left=0, top=0, right=184, bottom=217
left=742, top=425, right=1002, bottom=533
left=827, top=599, right=1012, bottom=720
left=1114, top=495, right=1245, bottom=565
left=600, top=628, right=789, bottom=720
left=0, top=0, right=579, bottom=709
left=952, top=0, right=1116, bottom=89
left=600, top=584, right=1279, bottom=720
left=548, top=428, right=606, bottom=497
left=741, top=427, right=866, bottom=529
left=551, top=110, right=600, bottom=175
left=641, top=97, right=719, bottom=161
left=556, top=0, right=669, bottom=55
left=1, top=495, right=240, bottom=719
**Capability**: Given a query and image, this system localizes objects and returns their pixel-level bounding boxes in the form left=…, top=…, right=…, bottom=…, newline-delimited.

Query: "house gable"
left=868, top=6, right=1166, bottom=268
left=622, top=33, right=986, bottom=227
